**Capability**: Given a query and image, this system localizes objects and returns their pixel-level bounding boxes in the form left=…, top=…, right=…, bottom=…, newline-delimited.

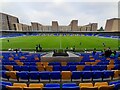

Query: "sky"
left=0, top=0, right=119, bottom=29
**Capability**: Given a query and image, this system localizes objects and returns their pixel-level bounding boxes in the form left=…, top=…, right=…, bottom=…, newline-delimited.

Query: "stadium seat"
left=109, top=80, right=120, bottom=90
left=37, top=66, right=45, bottom=71
left=61, top=71, right=72, bottom=81
left=69, top=65, right=77, bottom=71
left=17, top=71, right=29, bottom=82
left=5, top=65, right=13, bottom=71
left=6, top=71, right=18, bottom=80
left=53, top=65, right=61, bottom=71
left=29, top=83, right=44, bottom=88
left=29, top=66, right=38, bottom=71
left=50, top=71, right=61, bottom=81
left=39, top=71, right=50, bottom=82
left=76, top=65, right=84, bottom=71
left=29, top=71, right=40, bottom=81
left=72, top=71, right=82, bottom=81
left=92, top=71, right=103, bottom=81
left=6, top=86, right=23, bottom=90
left=45, top=66, right=53, bottom=71
left=82, top=71, right=92, bottom=81
left=80, top=87, right=98, bottom=90
left=21, top=66, right=29, bottom=71
left=61, top=66, right=69, bottom=71
left=43, top=83, right=60, bottom=90
left=62, top=83, right=79, bottom=90
left=103, top=70, right=114, bottom=80
left=13, top=83, right=27, bottom=88
left=79, top=83, right=94, bottom=87
left=14, top=65, right=21, bottom=71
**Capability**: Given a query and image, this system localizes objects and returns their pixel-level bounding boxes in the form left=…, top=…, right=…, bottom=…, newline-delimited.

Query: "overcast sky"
left=0, top=0, right=119, bottom=28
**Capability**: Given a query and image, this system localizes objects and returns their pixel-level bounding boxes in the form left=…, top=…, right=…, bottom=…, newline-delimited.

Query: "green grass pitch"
left=0, top=35, right=119, bottom=51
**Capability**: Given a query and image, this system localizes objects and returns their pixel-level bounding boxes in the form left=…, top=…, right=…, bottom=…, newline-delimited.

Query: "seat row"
left=1, top=81, right=120, bottom=90
left=2, top=64, right=120, bottom=72
left=2, top=60, right=120, bottom=66
left=2, top=70, right=120, bottom=82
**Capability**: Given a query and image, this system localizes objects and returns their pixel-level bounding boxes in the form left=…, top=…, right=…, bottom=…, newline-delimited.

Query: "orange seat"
left=5, top=65, right=13, bottom=71
left=79, top=83, right=94, bottom=88
left=29, top=83, right=44, bottom=88
left=98, top=85, right=114, bottom=90
left=76, top=65, right=84, bottom=71
left=107, top=65, right=114, bottom=70
left=6, top=71, right=18, bottom=79
left=61, top=62, right=67, bottom=66
left=61, top=71, right=72, bottom=80
left=45, top=66, right=53, bottom=71
left=80, top=87, right=98, bottom=90
left=37, top=66, right=45, bottom=71
left=94, top=82, right=108, bottom=87
left=13, top=83, right=27, bottom=88
left=7, top=86, right=23, bottom=90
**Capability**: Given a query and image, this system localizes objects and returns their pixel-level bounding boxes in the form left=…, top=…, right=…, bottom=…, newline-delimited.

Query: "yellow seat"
left=112, top=70, right=120, bottom=78
left=61, top=71, right=72, bottom=80
left=94, top=82, right=108, bottom=87
left=36, top=62, right=43, bottom=66
left=9, top=57, right=14, bottom=61
left=107, top=65, right=114, bottom=70
left=98, top=85, right=114, bottom=90
left=37, top=66, right=45, bottom=71
left=6, top=71, right=18, bottom=79
left=91, top=62, right=97, bottom=65
left=76, top=65, right=84, bottom=71
left=79, top=83, right=94, bottom=88
left=85, top=62, right=91, bottom=65
left=7, top=86, right=23, bottom=90
left=61, top=62, right=67, bottom=66
left=5, top=65, right=13, bottom=71
left=29, top=83, right=44, bottom=88
left=13, top=83, right=27, bottom=88
left=23, top=87, right=42, bottom=90
left=42, top=62, right=49, bottom=66
left=80, top=87, right=98, bottom=90
left=45, top=66, right=53, bottom=71
left=34, top=57, right=39, bottom=60
left=16, top=62, right=23, bottom=66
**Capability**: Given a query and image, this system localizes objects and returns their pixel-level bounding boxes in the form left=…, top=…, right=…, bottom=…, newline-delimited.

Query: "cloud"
left=0, top=1, right=118, bottom=28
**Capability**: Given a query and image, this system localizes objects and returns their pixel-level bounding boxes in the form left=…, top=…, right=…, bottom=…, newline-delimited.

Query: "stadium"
left=0, top=1, right=120, bottom=90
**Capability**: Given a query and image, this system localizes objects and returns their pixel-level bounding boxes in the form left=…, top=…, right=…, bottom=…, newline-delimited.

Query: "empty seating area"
left=1, top=81, right=120, bottom=90
left=0, top=52, right=120, bottom=90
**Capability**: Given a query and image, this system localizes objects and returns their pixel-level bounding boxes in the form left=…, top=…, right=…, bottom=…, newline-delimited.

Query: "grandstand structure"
left=0, top=12, right=120, bottom=90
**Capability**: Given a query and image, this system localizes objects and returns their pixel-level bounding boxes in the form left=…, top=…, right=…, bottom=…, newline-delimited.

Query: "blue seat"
left=61, top=66, right=69, bottom=71
left=109, top=80, right=120, bottom=90
left=53, top=65, right=61, bottom=71
left=92, top=71, right=103, bottom=80
left=0, top=81, right=12, bottom=90
left=99, top=65, right=107, bottom=70
left=23, top=62, right=30, bottom=65
left=50, top=71, right=61, bottom=81
left=14, top=65, right=21, bottom=71
left=69, top=65, right=76, bottom=71
left=21, top=66, right=29, bottom=71
left=2, top=71, right=9, bottom=80
left=103, top=70, right=114, bottom=79
left=83, top=65, right=91, bottom=71
left=62, top=83, right=79, bottom=90
left=82, top=71, right=92, bottom=81
left=43, top=83, right=60, bottom=90
left=30, top=62, right=36, bottom=65
left=29, top=66, right=38, bottom=71
left=91, top=65, right=100, bottom=71
left=72, top=71, right=82, bottom=80
left=39, top=71, right=50, bottom=81
left=29, top=71, right=40, bottom=81
left=17, top=71, right=29, bottom=81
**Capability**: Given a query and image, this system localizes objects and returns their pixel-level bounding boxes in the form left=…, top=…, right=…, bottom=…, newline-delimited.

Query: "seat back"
left=61, top=71, right=72, bottom=80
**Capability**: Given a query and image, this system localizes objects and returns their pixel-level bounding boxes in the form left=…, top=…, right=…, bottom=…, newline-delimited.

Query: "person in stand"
left=73, top=46, right=75, bottom=52
left=93, top=48, right=96, bottom=55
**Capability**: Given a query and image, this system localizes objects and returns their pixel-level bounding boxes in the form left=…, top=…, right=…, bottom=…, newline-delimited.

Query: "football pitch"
left=0, top=35, right=119, bottom=51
